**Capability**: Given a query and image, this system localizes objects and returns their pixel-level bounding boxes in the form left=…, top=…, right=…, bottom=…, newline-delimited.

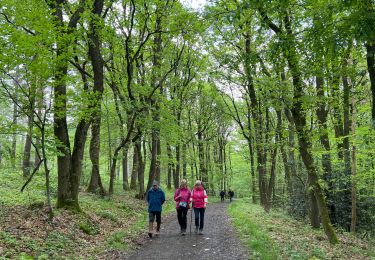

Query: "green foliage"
left=97, top=211, right=118, bottom=223
left=228, top=200, right=279, bottom=259
left=79, top=220, right=100, bottom=235
left=106, top=231, right=129, bottom=251
left=229, top=199, right=375, bottom=259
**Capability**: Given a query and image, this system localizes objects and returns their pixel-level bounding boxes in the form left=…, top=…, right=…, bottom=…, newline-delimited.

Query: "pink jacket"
left=190, top=186, right=208, bottom=208
left=174, top=187, right=191, bottom=209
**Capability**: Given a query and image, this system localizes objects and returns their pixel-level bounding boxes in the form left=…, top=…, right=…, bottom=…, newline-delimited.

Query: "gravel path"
left=125, top=201, right=249, bottom=260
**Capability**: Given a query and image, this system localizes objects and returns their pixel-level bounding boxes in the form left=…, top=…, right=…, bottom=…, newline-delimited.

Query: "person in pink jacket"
left=174, top=179, right=191, bottom=236
left=190, top=180, right=208, bottom=235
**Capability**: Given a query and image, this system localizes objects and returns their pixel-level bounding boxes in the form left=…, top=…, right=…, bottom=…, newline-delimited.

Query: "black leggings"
left=194, top=208, right=205, bottom=230
left=177, top=208, right=188, bottom=230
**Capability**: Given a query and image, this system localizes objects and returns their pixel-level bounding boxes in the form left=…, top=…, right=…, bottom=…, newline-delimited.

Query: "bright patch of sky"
left=182, top=0, right=207, bottom=11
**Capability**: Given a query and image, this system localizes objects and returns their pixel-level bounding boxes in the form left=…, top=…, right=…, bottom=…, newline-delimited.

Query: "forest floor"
left=1, top=170, right=374, bottom=259
left=124, top=201, right=249, bottom=260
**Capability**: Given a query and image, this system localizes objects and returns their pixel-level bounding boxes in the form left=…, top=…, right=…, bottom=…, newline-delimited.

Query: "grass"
left=228, top=200, right=279, bottom=259
left=228, top=198, right=375, bottom=260
left=0, top=167, right=184, bottom=259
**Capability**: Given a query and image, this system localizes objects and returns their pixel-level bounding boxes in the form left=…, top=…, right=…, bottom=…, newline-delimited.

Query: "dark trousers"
left=220, top=196, right=225, bottom=202
left=176, top=208, right=188, bottom=230
left=194, top=208, right=205, bottom=230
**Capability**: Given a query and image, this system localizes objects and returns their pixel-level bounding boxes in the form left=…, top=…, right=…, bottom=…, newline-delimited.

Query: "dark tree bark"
left=86, top=0, right=106, bottom=196
left=366, top=41, right=375, bottom=126
left=51, top=0, right=104, bottom=210
left=315, top=76, right=336, bottom=224
left=122, top=147, right=129, bottom=190
left=87, top=118, right=106, bottom=195
left=22, top=114, right=33, bottom=177
left=167, top=144, right=173, bottom=189
left=130, top=145, right=138, bottom=190
left=136, top=140, right=145, bottom=198
left=244, top=30, right=269, bottom=211
left=182, top=143, right=187, bottom=179
left=0, top=142, right=2, bottom=166
left=11, top=89, right=17, bottom=168
left=341, top=57, right=352, bottom=230
left=147, top=11, right=162, bottom=191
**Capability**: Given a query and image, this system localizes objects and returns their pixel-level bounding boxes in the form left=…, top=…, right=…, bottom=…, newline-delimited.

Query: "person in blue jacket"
left=146, top=180, right=165, bottom=238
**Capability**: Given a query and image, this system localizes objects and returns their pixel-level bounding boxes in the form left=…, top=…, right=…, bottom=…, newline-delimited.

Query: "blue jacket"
left=146, top=187, right=165, bottom=212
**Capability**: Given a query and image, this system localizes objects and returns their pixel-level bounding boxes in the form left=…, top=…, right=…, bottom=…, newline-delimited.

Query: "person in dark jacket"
left=228, top=189, right=234, bottom=202
left=146, top=180, right=165, bottom=238
left=220, top=190, right=226, bottom=202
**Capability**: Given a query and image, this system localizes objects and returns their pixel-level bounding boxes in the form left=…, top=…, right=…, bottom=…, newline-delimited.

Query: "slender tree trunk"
left=268, top=110, right=282, bottom=205
left=34, top=98, right=42, bottom=167
left=316, top=76, right=336, bottom=224
left=182, top=143, right=187, bottom=179
left=130, top=145, right=138, bottom=190
left=176, top=143, right=181, bottom=185
left=136, top=140, right=145, bottom=198
left=0, top=142, right=2, bottom=166
left=244, top=30, right=269, bottom=210
left=167, top=145, right=173, bottom=189
left=350, top=97, right=357, bottom=232
left=87, top=117, right=106, bottom=195
left=122, top=147, right=129, bottom=190
left=366, top=39, right=375, bottom=126
left=22, top=115, right=33, bottom=177
left=342, top=61, right=352, bottom=230
left=147, top=10, right=163, bottom=191
left=248, top=139, right=256, bottom=203
left=86, top=0, right=105, bottom=196
left=11, top=90, right=18, bottom=168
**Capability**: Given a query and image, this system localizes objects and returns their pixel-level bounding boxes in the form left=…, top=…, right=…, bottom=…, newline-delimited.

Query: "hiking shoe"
left=194, top=227, right=198, bottom=234
left=154, top=230, right=160, bottom=236
left=148, top=232, right=152, bottom=238
left=198, top=229, right=203, bottom=235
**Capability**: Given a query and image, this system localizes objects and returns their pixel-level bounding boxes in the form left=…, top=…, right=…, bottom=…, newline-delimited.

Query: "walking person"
left=190, top=180, right=208, bottom=235
left=220, top=190, right=226, bottom=202
left=228, top=189, right=234, bottom=202
left=174, top=179, right=191, bottom=236
left=146, top=180, right=165, bottom=238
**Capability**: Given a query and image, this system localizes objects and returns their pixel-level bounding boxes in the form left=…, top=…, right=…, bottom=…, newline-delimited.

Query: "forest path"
left=125, top=201, right=249, bottom=260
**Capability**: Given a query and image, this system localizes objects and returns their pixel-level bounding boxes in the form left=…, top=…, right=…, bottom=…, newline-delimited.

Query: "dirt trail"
left=125, top=201, right=249, bottom=260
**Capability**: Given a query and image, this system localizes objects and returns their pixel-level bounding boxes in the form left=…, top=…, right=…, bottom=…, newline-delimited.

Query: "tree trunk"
left=147, top=11, right=163, bottom=191
left=283, top=11, right=337, bottom=243
left=366, top=39, right=375, bottom=126
left=0, top=142, right=2, bottom=166
left=87, top=116, right=106, bottom=195
left=167, top=145, right=173, bottom=189
left=342, top=61, right=352, bottom=230
left=248, top=140, right=257, bottom=204
left=259, top=7, right=338, bottom=243
left=316, top=76, right=336, bottom=224
left=136, top=140, right=145, bottom=198
left=130, top=145, right=138, bottom=190
left=22, top=115, right=32, bottom=177
left=175, top=143, right=181, bottom=185
left=244, top=30, right=269, bottom=211
left=122, top=147, right=129, bottom=190
left=182, top=143, right=187, bottom=179
left=86, top=0, right=105, bottom=196
left=350, top=97, right=357, bottom=232
left=11, top=90, right=18, bottom=168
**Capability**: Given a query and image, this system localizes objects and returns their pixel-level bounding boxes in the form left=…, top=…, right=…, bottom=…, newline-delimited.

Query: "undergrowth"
left=228, top=198, right=375, bottom=260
